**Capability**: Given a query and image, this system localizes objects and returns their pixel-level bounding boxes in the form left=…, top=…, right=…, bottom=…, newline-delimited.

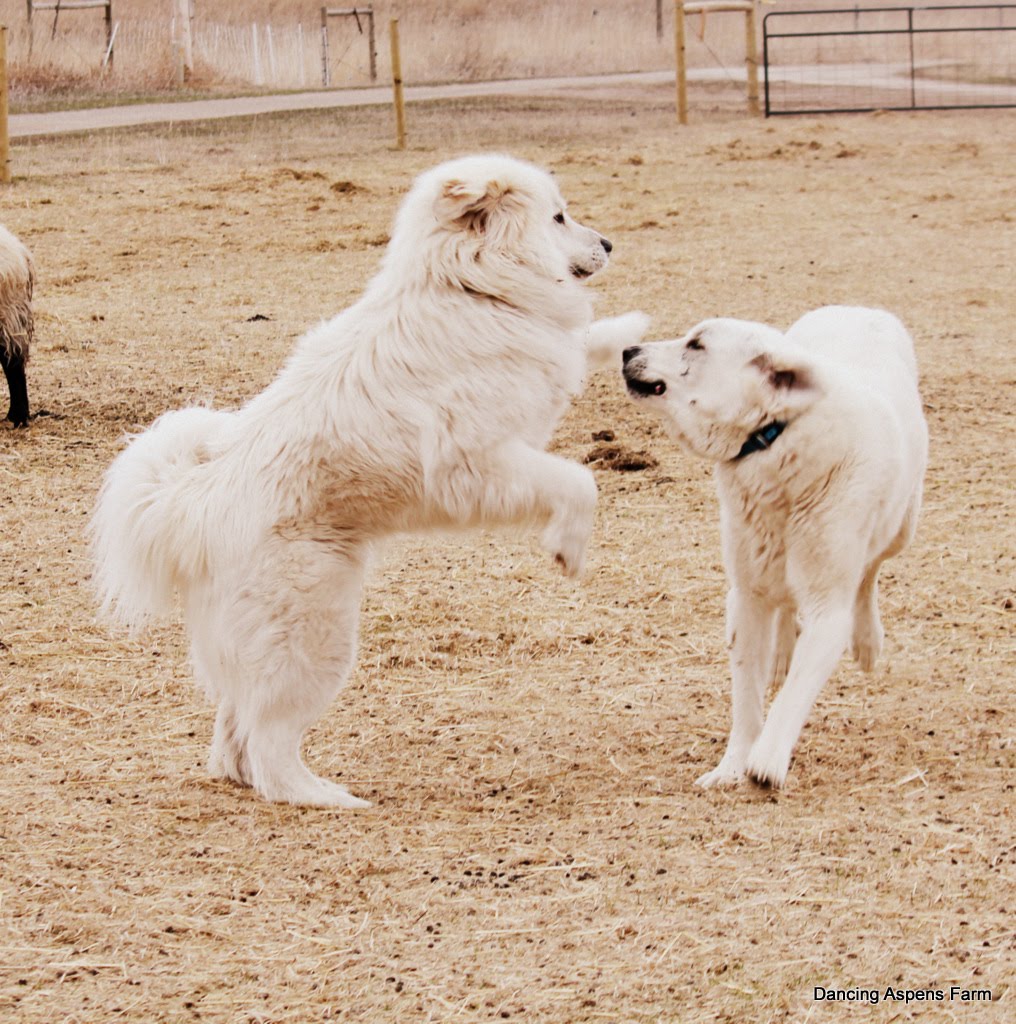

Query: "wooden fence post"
left=745, top=0, right=760, bottom=115
left=390, top=17, right=406, bottom=149
left=177, top=0, right=192, bottom=80
left=298, top=23, right=306, bottom=87
left=104, top=0, right=114, bottom=67
left=676, top=1, right=761, bottom=123
left=320, top=7, right=330, bottom=87
left=252, top=22, right=263, bottom=85
left=675, top=1, right=688, bottom=124
left=0, top=26, right=9, bottom=185
left=367, top=7, right=376, bottom=82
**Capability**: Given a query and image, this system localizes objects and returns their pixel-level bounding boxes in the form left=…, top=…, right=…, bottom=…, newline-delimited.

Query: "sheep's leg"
left=1, top=347, right=29, bottom=427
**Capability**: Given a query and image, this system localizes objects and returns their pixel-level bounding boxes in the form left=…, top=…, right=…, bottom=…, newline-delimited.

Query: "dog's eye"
left=686, top=336, right=704, bottom=351
left=553, top=212, right=565, bottom=224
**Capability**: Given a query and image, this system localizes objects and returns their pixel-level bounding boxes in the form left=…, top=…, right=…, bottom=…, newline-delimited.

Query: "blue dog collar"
left=733, top=421, right=786, bottom=461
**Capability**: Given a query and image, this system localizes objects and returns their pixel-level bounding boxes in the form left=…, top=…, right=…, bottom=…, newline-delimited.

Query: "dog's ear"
left=434, top=176, right=520, bottom=234
left=750, top=352, right=822, bottom=413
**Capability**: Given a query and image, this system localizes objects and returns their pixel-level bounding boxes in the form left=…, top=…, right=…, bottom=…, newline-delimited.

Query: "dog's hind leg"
left=850, top=565, right=884, bottom=673
left=851, top=499, right=919, bottom=672
left=771, top=604, right=798, bottom=689
left=189, top=620, right=251, bottom=786
left=696, top=588, right=776, bottom=788
left=232, top=536, right=371, bottom=808
left=208, top=702, right=250, bottom=786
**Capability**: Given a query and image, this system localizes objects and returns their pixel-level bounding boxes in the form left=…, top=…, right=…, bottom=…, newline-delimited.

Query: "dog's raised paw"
left=585, top=312, right=652, bottom=369
left=541, top=486, right=595, bottom=578
left=609, top=311, right=651, bottom=345
left=548, top=534, right=587, bottom=578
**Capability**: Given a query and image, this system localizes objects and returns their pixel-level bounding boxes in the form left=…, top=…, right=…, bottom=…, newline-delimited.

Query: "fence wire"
left=764, top=4, right=1016, bottom=115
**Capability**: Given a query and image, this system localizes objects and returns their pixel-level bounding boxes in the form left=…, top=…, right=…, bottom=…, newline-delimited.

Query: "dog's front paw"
left=695, top=762, right=747, bottom=789
left=585, top=312, right=652, bottom=369
left=745, top=736, right=792, bottom=789
left=542, top=467, right=596, bottom=577
left=543, top=518, right=591, bottom=578
left=605, top=311, right=651, bottom=345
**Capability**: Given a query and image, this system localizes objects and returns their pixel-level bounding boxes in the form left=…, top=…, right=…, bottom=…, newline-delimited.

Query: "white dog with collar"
left=623, top=306, right=928, bottom=788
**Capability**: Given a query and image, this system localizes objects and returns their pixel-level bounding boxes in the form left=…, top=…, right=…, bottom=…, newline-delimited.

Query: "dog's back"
left=785, top=305, right=927, bottom=479
left=786, top=305, right=918, bottom=390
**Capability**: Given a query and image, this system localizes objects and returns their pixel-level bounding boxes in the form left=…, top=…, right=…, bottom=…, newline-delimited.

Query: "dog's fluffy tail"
left=91, top=407, right=230, bottom=631
left=585, top=312, right=651, bottom=370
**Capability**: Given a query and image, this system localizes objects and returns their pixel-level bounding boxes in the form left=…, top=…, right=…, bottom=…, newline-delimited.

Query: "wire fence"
left=763, top=4, right=1016, bottom=114
left=5, top=1, right=1016, bottom=111
left=1, top=5, right=682, bottom=92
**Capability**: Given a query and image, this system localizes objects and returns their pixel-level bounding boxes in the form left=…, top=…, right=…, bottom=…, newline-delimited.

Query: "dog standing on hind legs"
left=623, top=306, right=928, bottom=788
left=91, top=154, right=649, bottom=808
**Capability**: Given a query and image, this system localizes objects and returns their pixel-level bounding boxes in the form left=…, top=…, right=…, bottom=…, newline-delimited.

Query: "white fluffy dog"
left=92, top=154, right=648, bottom=808
left=622, top=306, right=928, bottom=788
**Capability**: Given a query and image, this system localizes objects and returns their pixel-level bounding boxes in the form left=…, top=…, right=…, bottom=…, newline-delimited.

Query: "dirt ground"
left=1, top=85, right=1013, bottom=1023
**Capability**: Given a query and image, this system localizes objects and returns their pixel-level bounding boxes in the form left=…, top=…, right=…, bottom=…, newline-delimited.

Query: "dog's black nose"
left=601, top=237, right=613, bottom=254
left=623, top=346, right=641, bottom=365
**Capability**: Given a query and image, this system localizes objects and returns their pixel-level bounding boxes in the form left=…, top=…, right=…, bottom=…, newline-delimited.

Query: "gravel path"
left=9, top=71, right=679, bottom=138
left=12, top=63, right=1006, bottom=138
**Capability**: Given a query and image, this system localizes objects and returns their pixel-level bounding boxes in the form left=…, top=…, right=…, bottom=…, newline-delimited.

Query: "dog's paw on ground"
left=695, top=762, right=747, bottom=789
left=745, top=745, right=792, bottom=790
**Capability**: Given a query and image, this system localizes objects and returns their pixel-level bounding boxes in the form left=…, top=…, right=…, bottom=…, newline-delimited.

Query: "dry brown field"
left=1, top=87, right=1013, bottom=1023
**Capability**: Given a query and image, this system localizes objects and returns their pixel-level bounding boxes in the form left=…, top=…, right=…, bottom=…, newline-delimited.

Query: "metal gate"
left=763, top=4, right=1016, bottom=115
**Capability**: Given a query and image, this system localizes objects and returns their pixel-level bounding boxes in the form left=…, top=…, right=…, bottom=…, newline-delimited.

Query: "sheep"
left=0, top=223, right=35, bottom=428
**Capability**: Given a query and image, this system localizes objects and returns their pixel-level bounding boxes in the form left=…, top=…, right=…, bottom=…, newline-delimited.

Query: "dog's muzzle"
left=570, top=237, right=613, bottom=279
left=623, top=347, right=666, bottom=397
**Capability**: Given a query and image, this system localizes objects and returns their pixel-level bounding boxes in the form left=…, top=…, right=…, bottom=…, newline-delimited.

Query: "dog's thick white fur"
left=91, top=154, right=649, bottom=808
left=623, top=306, right=928, bottom=788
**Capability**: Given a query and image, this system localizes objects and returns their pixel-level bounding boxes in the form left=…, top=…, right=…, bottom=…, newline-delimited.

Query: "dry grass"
left=1, top=90, right=1013, bottom=1022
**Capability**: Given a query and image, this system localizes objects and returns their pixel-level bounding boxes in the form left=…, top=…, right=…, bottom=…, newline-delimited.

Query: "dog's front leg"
left=745, top=602, right=853, bottom=788
left=510, top=441, right=598, bottom=577
left=442, top=440, right=598, bottom=577
left=539, top=466, right=597, bottom=577
left=696, top=587, right=775, bottom=788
